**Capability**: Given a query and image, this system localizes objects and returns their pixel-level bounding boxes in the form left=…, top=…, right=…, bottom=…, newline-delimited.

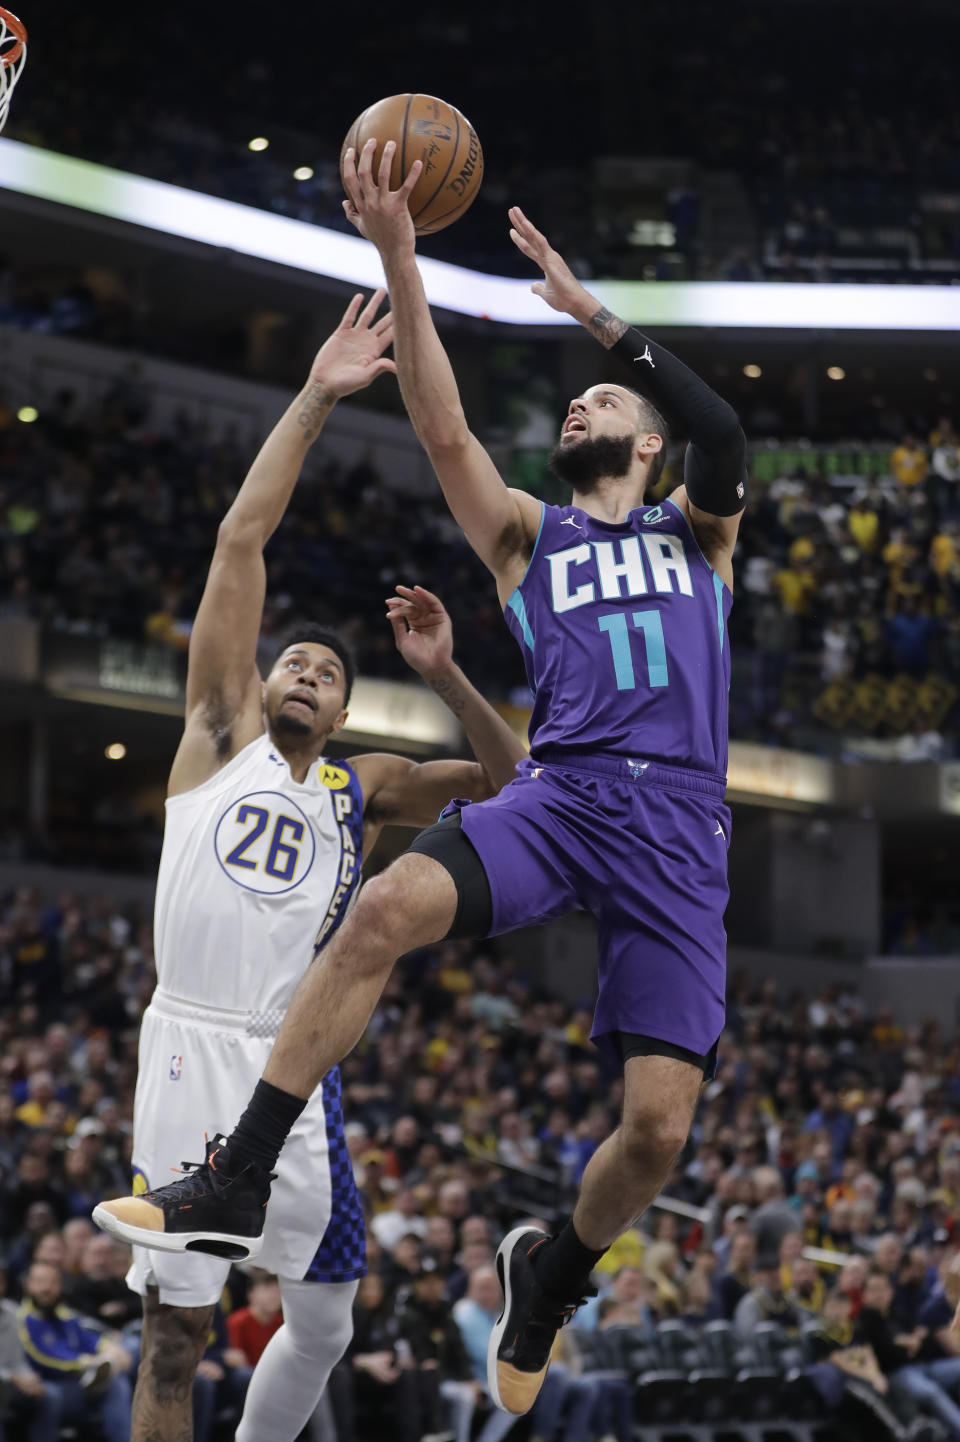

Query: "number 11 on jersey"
left=598, top=610, right=668, bottom=691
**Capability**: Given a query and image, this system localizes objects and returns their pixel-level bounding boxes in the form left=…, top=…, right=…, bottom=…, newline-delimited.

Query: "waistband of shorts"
left=531, top=747, right=727, bottom=798
left=148, top=988, right=284, bottom=1039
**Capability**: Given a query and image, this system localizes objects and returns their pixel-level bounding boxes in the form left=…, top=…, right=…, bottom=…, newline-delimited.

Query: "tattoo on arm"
left=428, top=673, right=467, bottom=718
left=296, top=382, right=335, bottom=442
left=587, top=306, right=628, bottom=350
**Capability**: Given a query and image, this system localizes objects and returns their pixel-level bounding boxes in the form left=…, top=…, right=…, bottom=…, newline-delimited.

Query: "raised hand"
left=508, top=205, right=590, bottom=315
left=342, top=138, right=422, bottom=256
left=308, top=289, right=396, bottom=399
left=386, top=584, right=453, bottom=677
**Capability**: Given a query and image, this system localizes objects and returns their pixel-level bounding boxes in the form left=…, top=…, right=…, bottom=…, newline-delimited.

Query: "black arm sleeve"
left=610, top=326, right=748, bottom=516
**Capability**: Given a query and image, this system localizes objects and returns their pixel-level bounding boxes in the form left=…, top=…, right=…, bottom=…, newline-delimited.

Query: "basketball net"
left=0, top=8, right=27, bottom=135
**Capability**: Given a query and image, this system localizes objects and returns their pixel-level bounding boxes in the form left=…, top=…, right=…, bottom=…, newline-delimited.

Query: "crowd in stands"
left=5, top=2, right=960, bottom=282
left=2, top=375, right=959, bottom=773
left=1, top=879, right=960, bottom=1439
left=0, top=379, right=523, bottom=703
left=730, top=420, right=960, bottom=757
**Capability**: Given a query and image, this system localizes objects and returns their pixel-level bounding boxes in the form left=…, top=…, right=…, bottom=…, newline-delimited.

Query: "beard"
left=548, top=432, right=636, bottom=495
left=272, top=706, right=314, bottom=738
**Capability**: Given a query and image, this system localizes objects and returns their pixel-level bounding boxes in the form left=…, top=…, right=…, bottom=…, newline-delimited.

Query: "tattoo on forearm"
left=429, top=673, right=467, bottom=718
left=296, top=382, right=335, bottom=441
left=587, top=306, right=628, bottom=350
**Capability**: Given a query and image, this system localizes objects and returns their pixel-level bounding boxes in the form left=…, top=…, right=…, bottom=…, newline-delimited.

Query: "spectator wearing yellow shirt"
left=881, top=527, right=919, bottom=585
left=930, top=523, right=958, bottom=579
left=788, top=534, right=816, bottom=567
left=593, top=1230, right=645, bottom=1278
left=14, top=1073, right=75, bottom=1133
left=848, top=500, right=881, bottom=554
left=775, top=560, right=817, bottom=616
left=889, top=434, right=928, bottom=489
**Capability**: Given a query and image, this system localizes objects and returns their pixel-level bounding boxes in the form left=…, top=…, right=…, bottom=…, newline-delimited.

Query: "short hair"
left=622, top=387, right=670, bottom=490
left=271, top=625, right=357, bottom=706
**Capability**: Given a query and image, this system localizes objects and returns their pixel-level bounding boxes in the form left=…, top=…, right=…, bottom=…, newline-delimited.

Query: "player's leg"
left=571, top=1049, right=704, bottom=1247
left=488, top=1050, right=705, bottom=1417
left=131, top=1289, right=214, bottom=1442
left=488, top=775, right=728, bottom=1416
left=230, top=793, right=576, bottom=1166
left=94, top=783, right=582, bottom=1257
left=92, top=844, right=462, bottom=1256
left=235, top=1277, right=358, bottom=1442
left=259, top=847, right=458, bottom=1099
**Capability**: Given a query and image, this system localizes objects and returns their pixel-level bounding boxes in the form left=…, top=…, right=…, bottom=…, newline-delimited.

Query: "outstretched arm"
left=342, top=141, right=541, bottom=600
left=509, top=209, right=747, bottom=585
left=355, top=585, right=526, bottom=841
left=168, top=291, right=396, bottom=796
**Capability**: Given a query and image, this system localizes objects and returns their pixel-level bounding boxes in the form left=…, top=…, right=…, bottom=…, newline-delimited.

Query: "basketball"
left=340, top=94, right=483, bottom=235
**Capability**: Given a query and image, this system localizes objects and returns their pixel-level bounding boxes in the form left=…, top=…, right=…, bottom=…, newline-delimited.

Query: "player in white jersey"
left=93, top=290, right=526, bottom=1442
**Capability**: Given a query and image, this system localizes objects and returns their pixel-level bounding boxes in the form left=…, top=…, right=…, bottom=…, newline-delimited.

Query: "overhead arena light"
left=248, top=137, right=269, bottom=152
left=2, top=140, right=960, bottom=331
left=293, top=166, right=314, bottom=181
left=743, top=364, right=762, bottom=378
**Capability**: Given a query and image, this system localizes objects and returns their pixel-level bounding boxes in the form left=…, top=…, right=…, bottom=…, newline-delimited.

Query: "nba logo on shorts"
left=169, top=1054, right=182, bottom=1081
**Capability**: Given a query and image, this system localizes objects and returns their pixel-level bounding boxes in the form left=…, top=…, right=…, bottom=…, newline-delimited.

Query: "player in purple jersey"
left=105, top=142, right=748, bottom=1420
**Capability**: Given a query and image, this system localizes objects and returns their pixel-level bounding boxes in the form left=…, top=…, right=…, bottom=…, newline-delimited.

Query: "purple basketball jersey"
left=503, top=498, right=732, bottom=776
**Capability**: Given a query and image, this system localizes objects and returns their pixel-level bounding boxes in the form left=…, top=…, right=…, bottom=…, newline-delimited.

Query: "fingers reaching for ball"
left=507, top=206, right=590, bottom=317
left=340, top=94, right=483, bottom=236
left=508, top=206, right=550, bottom=261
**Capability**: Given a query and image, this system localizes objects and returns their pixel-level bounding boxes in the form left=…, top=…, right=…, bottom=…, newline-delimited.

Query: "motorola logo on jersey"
left=213, top=790, right=317, bottom=895
left=317, top=764, right=351, bottom=789
left=547, top=532, right=695, bottom=614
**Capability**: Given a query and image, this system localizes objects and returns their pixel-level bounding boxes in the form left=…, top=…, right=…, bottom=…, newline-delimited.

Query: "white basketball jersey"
left=153, top=733, right=364, bottom=1021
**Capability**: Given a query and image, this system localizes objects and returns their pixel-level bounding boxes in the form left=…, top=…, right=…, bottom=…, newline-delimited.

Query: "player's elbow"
left=702, top=400, right=744, bottom=450
left=717, top=410, right=746, bottom=455
left=454, top=763, right=494, bottom=804
left=471, top=765, right=497, bottom=802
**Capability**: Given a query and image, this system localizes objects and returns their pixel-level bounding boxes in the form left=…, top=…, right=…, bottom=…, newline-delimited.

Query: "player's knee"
left=143, top=1304, right=213, bottom=1394
left=619, top=1106, right=690, bottom=1174
left=355, top=859, right=452, bottom=948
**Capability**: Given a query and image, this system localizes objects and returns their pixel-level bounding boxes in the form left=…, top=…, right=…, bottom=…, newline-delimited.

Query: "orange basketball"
left=340, top=94, right=483, bottom=236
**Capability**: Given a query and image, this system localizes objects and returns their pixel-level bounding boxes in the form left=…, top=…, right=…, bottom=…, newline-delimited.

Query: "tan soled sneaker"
left=93, top=1134, right=271, bottom=1260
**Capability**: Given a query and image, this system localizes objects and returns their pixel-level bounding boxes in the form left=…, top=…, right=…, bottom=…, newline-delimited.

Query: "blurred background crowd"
left=0, top=882, right=959, bottom=1440
left=2, top=391, right=959, bottom=763
left=5, top=1, right=960, bottom=285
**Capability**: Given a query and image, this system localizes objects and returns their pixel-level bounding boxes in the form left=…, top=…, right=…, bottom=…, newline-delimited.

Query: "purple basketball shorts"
left=455, top=752, right=729, bottom=1066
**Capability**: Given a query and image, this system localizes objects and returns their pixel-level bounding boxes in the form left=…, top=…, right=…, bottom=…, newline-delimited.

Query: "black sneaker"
left=487, top=1226, right=596, bottom=1415
left=92, top=1134, right=271, bottom=1261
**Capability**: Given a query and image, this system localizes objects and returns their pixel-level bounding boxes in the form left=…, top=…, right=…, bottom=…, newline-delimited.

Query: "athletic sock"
left=532, top=1218, right=607, bottom=1303
left=226, top=1079, right=307, bottom=1174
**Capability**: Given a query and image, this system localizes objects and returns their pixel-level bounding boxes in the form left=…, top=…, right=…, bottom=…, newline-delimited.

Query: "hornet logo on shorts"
left=169, top=1055, right=182, bottom=1081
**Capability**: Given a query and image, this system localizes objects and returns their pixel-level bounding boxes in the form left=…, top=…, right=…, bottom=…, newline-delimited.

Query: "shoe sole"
left=92, top=1204, right=263, bottom=1261
left=487, top=1224, right=547, bottom=1414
